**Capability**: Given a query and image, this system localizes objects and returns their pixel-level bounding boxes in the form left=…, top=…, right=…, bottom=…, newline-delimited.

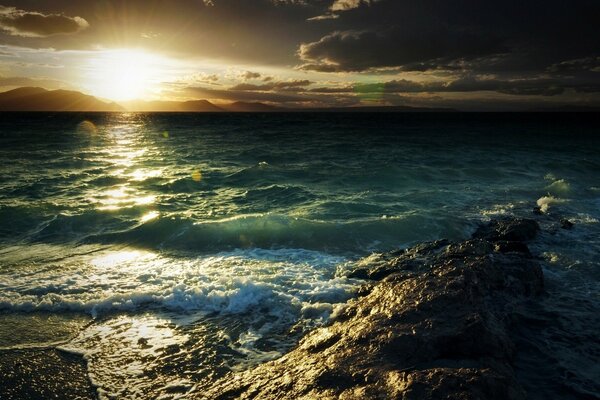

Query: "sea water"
left=0, top=113, right=598, bottom=398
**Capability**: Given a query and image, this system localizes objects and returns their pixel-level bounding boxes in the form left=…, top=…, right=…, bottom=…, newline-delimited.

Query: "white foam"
left=570, top=213, right=599, bottom=224
left=0, top=248, right=356, bottom=317
left=1, top=245, right=360, bottom=399
left=537, top=195, right=568, bottom=213
left=481, top=203, right=515, bottom=216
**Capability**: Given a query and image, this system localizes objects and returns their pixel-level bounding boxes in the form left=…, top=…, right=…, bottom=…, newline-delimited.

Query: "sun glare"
left=85, top=49, right=163, bottom=101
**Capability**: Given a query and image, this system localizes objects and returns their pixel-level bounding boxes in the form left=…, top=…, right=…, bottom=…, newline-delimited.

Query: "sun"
left=85, top=49, right=162, bottom=101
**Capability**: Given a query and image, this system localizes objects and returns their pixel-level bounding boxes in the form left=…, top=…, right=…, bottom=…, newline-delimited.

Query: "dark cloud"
left=176, top=74, right=596, bottom=110
left=303, top=76, right=599, bottom=98
left=184, top=86, right=306, bottom=103
left=181, top=84, right=362, bottom=107
left=300, top=0, right=600, bottom=74
left=438, top=78, right=568, bottom=97
left=309, top=86, right=353, bottom=93
left=0, top=5, right=88, bottom=37
left=178, top=72, right=599, bottom=109
left=299, top=28, right=504, bottom=72
left=548, top=57, right=600, bottom=74
left=351, top=77, right=595, bottom=97
left=229, top=79, right=311, bottom=91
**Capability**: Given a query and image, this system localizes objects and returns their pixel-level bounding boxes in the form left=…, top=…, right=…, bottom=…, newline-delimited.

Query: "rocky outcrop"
left=201, top=218, right=544, bottom=399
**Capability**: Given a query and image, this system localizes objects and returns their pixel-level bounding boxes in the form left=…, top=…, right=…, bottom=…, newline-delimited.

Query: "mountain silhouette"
left=0, top=87, right=457, bottom=112
left=123, top=99, right=224, bottom=112
left=0, top=87, right=123, bottom=111
left=220, top=101, right=280, bottom=112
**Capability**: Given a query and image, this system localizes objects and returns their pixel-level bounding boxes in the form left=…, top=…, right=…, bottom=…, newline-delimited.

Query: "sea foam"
left=536, top=195, right=568, bottom=213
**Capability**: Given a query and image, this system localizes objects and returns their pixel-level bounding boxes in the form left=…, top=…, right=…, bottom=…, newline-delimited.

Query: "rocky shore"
left=202, top=218, right=545, bottom=399
left=2, top=217, right=571, bottom=400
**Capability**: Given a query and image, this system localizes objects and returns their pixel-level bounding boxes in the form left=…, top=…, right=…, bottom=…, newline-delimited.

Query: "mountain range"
left=0, top=87, right=123, bottom=112
left=0, top=87, right=459, bottom=112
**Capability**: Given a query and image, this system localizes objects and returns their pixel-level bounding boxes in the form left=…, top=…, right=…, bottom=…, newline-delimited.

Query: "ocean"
left=0, top=112, right=598, bottom=399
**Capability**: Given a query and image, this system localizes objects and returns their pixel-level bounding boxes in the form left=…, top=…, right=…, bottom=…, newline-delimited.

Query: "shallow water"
left=0, top=113, right=598, bottom=398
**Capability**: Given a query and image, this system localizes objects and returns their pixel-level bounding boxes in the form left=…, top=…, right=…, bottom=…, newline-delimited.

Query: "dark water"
left=0, top=113, right=598, bottom=399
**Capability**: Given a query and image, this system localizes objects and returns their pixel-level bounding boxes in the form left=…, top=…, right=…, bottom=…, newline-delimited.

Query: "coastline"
left=1, top=213, right=594, bottom=399
left=201, top=217, right=546, bottom=399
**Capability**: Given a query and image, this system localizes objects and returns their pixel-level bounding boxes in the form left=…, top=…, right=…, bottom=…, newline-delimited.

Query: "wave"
left=86, top=212, right=469, bottom=253
left=545, top=178, right=570, bottom=196
left=0, top=247, right=356, bottom=320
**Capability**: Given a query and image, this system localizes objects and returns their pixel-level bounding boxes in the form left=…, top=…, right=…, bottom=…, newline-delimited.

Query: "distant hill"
left=0, top=87, right=458, bottom=113
left=220, top=101, right=281, bottom=112
left=121, top=99, right=280, bottom=112
left=300, top=105, right=457, bottom=113
left=123, top=99, right=224, bottom=112
left=0, top=87, right=123, bottom=112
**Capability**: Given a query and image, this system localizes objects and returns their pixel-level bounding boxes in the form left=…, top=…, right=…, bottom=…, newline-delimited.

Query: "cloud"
left=0, top=6, right=89, bottom=37
left=308, top=0, right=380, bottom=21
left=184, top=86, right=307, bottom=103
left=178, top=83, right=361, bottom=107
left=329, top=0, right=380, bottom=12
left=548, top=57, right=600, bottom=74
left=229, top=79, right=311, bottom=91
left=307, top=13, right=339, bottom=21
left=185, top=72, right=220, bottom=83
left=181, top=73, right=596, bottom=108
left=240, top=71, right=262, bottom=80
left=298, top=27, right=505, bottom=72
left=309, top=86, right=353, bottom=93
left=330, top=0, right=362, bottom=11
left=348, top=76, right=599, bottom=97
left=299, top=0, right=600, bottom=76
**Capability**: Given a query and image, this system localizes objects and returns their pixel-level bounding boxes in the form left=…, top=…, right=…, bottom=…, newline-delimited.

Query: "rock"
left=532, top=206, right=543, bottom=215
left=472, top=218, right=540, bottom=242
left=493, top=241, right=531, bottom=255
left=445, top=239, right=493, bottom=257
left=348, top=239, right=449, bottom=281
left=199, top=219, right=544, bottom=400
left=560, top=218, right=574, bottom=230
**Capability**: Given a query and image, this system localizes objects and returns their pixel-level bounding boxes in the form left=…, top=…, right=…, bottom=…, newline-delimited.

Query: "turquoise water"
left=0, top=113, right=598, bottom=398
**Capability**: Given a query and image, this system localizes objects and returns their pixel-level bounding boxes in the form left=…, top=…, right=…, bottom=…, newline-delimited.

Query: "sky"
left=0, top=0, right=599, bottom=110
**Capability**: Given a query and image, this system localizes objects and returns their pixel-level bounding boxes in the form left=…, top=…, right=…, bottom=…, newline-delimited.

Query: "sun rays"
left=83, top=49, right=166, bottom=101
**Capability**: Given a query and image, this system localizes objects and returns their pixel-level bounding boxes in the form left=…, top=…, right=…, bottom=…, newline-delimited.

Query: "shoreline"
left=201, top=217, right=546, bottom=399
left=0, top=215, right=590, bottom=399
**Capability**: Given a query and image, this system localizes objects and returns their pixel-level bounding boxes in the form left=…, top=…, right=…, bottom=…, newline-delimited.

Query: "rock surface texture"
left=202, top=218, right=544, bottom=400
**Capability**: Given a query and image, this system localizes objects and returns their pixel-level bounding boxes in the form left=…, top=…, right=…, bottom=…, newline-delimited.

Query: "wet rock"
left=532, top=206, right=543, bottom=215
left=560, top=218, right=574, bottom=230
left=201, top=218, right=544, bottom=400
left=472, top=218, right=540, bottom=242
left=348, top=239, right=449, bottom=281
left=138, top=337, right=152, bottom=349
left=445, top=239, right=493, bottom=257
left=493, top=241, right=531, bottom=255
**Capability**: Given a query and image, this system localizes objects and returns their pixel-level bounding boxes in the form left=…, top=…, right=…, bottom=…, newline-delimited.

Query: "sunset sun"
left=85, top=49, right=162, bottom=101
